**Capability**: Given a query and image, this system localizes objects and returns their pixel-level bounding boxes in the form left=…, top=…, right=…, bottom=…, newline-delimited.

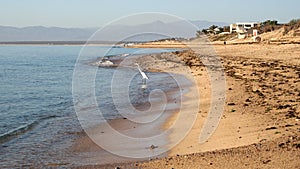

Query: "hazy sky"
left=1, top=0, right=299, bottom=27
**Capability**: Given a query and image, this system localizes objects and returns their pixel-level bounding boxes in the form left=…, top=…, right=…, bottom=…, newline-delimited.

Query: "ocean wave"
left=0, top=115, right=59, bottom=144
left=0, top=121, right=38, bottom=144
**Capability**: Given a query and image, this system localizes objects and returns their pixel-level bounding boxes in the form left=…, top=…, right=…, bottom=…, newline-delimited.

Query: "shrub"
left=263, top=20, right=278, bottom=26
left=283, top=19, right=300, bottom=35
left=288, top=19, right=300, bottom=26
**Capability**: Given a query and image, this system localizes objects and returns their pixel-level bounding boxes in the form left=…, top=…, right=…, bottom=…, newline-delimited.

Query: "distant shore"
left=0, top=41, right=136, bottom=46
left=126, top=40, right=188, bottom=48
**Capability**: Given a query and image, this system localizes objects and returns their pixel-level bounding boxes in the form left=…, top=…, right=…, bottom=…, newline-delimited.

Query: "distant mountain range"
left=0, top=20, right=228, bottom=42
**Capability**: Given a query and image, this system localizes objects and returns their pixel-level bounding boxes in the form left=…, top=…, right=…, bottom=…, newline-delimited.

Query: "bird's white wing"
left=141, top=72, right=149, bottom=80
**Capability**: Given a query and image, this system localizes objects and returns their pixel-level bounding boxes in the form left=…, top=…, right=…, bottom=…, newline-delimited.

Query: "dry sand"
left=75, top=39, right=299, bottom=168
left=133, top=42, right=299, bottom=169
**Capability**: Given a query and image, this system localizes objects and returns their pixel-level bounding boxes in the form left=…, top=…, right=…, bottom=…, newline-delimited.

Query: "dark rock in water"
left=150, top=145, right=158, bottom=149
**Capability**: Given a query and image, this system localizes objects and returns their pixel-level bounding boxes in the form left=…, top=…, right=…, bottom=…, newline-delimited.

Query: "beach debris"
left=274, top=131, right=281, bottom=134
left=259, top=139, right=267, bottom=143
left=253, top=89, right=265, bottom=97
left=285, top=108, right=298, bottom=118
left=285, top=124, right=294, bottom=127
left=150, top=144, right=158, bottom=149
left=234, top=72, right=243, bottom=79
left=227, top=102, right=236, bottom=106
left=245, top=98, right=252, bottom=102
left=243, top=103, right=249, bottom=107
left=278, top=142, right=285, bottom=148
left=262, top=159, right=271, bottom=164
left=293, top=143, right=300, bottom=148
left=276, top=104, right=291, bottom=109
left=265, top=126, right=277, bottom=130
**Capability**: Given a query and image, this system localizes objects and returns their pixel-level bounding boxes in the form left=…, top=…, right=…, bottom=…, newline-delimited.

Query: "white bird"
left=135, top=63, right=149, bottom=85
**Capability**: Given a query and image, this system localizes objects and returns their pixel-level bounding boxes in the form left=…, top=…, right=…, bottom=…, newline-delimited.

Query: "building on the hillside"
left=230, top=22, right=259, bottom=33
left=236, top=28, right=260, bottom=39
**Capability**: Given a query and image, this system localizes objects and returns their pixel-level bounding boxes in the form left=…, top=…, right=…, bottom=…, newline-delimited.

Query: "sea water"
left=0, top=45, right=181, bottom=167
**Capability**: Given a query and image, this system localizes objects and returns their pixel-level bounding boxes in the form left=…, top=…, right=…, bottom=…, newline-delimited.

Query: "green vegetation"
left=260, top=20, right=281, bottom=33
left=198, top=25, right=224, bottom=36
left=262, top=20, right=278, bottom=26
left=265, top=106, right=272, bottom=113
left=274, top=131, right=281, bottom=134
left=209, top=25, right=218, bottom=30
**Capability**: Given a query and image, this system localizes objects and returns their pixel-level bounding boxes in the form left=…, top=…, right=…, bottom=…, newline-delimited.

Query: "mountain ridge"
left=0, top=20, right=228, bottom=42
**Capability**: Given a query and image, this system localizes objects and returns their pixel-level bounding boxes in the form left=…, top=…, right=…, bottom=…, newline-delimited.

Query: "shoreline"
left=72, top=85, right=190, bottom=164
left=75, top=40, right=299, bottom=168
left=72, top=53, right=196, bottom=167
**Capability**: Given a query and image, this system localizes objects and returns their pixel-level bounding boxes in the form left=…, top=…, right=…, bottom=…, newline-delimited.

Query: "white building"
left=230, top=22, right=259, bottom=33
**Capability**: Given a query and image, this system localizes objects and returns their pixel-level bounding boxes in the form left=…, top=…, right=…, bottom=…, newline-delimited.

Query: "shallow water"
left=0, top=45, right=183, bottom=167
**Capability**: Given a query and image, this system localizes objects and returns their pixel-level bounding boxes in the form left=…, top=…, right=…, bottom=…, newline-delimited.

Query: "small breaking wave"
left=0, top=115, right=59, bottom=144
left=0, top=121, right=38, bottom=144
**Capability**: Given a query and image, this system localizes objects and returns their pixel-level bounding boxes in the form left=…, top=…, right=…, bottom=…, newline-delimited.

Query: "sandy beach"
left=3, top=1, right=300, bottom=168
left=133, top=42, right=299, bottom=168
left=74, top=30, right=299, bottom=168
left=72, top=52, right=199, bottom=167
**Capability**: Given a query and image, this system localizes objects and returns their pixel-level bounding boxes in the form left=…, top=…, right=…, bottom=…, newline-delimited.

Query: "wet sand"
left=71, top=53, right=196, bottom=167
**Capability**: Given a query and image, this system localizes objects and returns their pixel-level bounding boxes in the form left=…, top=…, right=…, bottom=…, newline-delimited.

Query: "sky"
left=1, top=0, right=299, bottom=28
